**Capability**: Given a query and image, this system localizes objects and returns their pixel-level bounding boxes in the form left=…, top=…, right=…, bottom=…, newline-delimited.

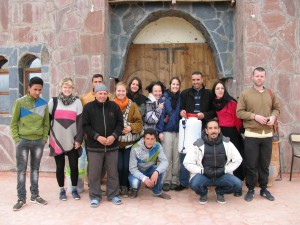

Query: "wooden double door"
left=122, top=43, right=219, bottom=93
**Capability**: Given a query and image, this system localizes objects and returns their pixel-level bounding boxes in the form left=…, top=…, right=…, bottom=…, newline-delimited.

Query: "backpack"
left=49, top=97, right=58, bottom=129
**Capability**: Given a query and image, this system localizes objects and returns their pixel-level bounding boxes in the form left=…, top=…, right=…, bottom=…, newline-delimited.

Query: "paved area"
left=0, top=172, right=299, bottom=225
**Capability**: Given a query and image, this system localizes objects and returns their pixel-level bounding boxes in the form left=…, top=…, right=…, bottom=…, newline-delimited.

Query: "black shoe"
left=234, top=190, right=242, bottom=197
left=260, top=189, right=275, bottom=201
left=13, top=199, right=26, bottom=211
left=175, top=184, right=187, bottom=192
left=216, top=194, right=226, bottom=204
left=129, top=189, right=138, bottom=199
left=199, top=195, right=208, bottom=204
left=162, top=183, right=170, bottom=192
left=244, top=189, right=255, bottom=202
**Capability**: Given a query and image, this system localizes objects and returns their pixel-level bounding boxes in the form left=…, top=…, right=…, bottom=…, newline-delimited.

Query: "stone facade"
left=0, top=0, right=299, bottom=172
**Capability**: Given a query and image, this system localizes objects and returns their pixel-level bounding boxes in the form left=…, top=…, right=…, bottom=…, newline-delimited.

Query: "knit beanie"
left=94, top=84, right=108, bottom=93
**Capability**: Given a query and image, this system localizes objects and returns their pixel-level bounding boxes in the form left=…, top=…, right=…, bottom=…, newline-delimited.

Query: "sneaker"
left=72, top=190, right=81, bottom=200
left=234, top=190, right=242, bottom=197
left=13, top=199, right=26, bottom=211
left=199, top=195, right=208, bottom=204
left=31, top=196, right=48, bottom=205
left=129, top=189, right=138, bottom=199
left=260, top=189, right=275, bottom=201
left=162, top=183, right=170, bottom=192
left=216, top=194, right=226, bottom=204
left=120, top=186, right=128, bottom=198
left=174, top=184, right=187, bottom=192
left=244, top=189, right=255, bottom=202
left=153, top=192, right=171, bottom=200
left=59, top=189, right=67, bottom=201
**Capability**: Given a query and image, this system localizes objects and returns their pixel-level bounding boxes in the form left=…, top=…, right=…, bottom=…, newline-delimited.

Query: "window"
left=0, top=56, right=9, bottom=114
left=24, top=58, right=42, bottom=92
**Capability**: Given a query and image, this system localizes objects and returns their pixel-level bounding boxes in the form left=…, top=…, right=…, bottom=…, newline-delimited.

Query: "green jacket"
left=10, top=94, right=49, bottom=143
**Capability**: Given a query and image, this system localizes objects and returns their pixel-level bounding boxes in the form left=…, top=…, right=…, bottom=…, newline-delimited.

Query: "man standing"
left=176, top=71, right=216, bottom=191
left=80, top=74, right=109, bottom=188
left=81, top=74, right=112, bottom=105
left=82, top=84, right=123, bottom=207
left=237, top=67, right=280, bottom=202
left=184, top=119, right=242, bottom=204
left=129, top=128, right=171, bottom=200
left=10, top=77, right=49, bottom=211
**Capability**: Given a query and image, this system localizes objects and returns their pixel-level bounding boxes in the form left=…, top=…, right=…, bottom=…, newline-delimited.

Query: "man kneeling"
left=184, top=119, right=242, bottom=204
left=129, top=128, right=171, bottom=200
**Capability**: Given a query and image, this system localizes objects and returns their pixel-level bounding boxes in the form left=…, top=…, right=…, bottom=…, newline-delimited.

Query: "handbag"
left=118, top=100, right=142, bottom=142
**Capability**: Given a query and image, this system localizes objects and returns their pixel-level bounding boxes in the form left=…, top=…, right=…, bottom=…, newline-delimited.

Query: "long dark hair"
left=127, top=76, right=143, bottom=95
left=145, top=81, right=166, bottom=94
left=211, top=81, right=236, bottom=102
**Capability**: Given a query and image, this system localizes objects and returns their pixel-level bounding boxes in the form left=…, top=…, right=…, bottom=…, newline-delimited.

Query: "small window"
left=0, top=56, right=9, bottom=114
left=24, top=58, right=42, bottom=92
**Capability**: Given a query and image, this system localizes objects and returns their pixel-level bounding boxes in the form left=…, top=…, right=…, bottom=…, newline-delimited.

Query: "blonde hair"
left=59, top=77, right=75, bottom=89
left=115, top=81, right=127, bottom=90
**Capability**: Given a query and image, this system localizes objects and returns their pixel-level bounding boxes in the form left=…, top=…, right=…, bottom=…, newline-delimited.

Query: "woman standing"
left=114, top=82, right=143, bottom=197
left=157, top=77, right=181, bottom=191
left=212, top=81, right=244, bottom=196
left=48, top=77, right=83, bottom=201
left=126, top=76, right=148, bottom=118
left=144, top=81, right=166, bottom=131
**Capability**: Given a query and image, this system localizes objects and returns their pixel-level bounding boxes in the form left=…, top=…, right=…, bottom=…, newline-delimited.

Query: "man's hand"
left=197, top=112, right=205, bottom=120
left=105, top=135, right=115, bottom=146
left=254, top=114, right=270, bottom=125
left=144, top=177, right=154, bottom=187
left=97, top=136, right=107, bottom=145
left=150, top=170, right=159, bottom=185
left=180, top=110, right=187, bottom=118
left=266, top=115, right=276, bottom=126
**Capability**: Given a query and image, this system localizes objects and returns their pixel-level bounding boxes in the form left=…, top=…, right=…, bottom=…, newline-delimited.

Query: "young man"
left=176, top=71, right=216, bottom=191
left=128, top=128, right=171, bottom=200
left=82, top=84, right=123, bottom=207
left=237, top=67, right=280, bottom=202
left=183, top=119, right=242, bottom=204
left=80, top=74, right=104, bottom=105
left=10, top=77, right=49, bottom=211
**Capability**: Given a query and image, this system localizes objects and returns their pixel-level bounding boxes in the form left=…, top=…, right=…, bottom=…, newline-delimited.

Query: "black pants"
left=244, top=136, right=272, bottom=189
left=54, top=149, right=79, bottom=187
left=221, top=126, right=245, bottom=180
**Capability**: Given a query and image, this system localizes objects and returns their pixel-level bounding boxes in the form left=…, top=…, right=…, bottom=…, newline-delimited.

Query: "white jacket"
left=183, top=135, right=242, bottom=180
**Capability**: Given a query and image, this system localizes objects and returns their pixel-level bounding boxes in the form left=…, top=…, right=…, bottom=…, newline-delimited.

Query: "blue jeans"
left=16, top=138, right=45, bottom=201
left=118, top=147, right=131, bottom=187
left=190, top=173, right=242, bottom=196
left=179, top=153, right=189, bottom=187
left=129, top=166, right=164, bottom=195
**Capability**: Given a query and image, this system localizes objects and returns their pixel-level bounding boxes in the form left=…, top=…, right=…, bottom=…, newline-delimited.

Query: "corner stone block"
left=85, top=11, right=103, bottom=33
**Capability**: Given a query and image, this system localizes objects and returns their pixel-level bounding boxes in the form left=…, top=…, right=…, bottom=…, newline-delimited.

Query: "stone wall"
left=235, top=0, right=300, bottom=172
left=0, top=0, right=109, bottom=171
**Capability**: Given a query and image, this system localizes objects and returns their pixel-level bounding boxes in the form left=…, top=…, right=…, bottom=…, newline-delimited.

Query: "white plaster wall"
left=133, top=17, right=206, bottom=44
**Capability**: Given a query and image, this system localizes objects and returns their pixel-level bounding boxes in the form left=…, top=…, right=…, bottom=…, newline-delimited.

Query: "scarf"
left=127, top=92, right=147, bottom=106
left=57, top=93, right=78, bottom=105
left=213, top=97, right=228, bottom=111
left=114, top=96, right=129, bottom=111
left=167, top=90, right=179, bottom=110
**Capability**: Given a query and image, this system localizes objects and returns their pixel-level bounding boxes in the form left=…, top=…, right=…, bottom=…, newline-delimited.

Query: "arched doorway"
left=121, top=17, right=219, bottom=92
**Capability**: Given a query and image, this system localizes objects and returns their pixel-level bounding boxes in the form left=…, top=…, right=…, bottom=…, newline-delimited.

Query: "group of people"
left=10, top=66, right=280, bottom=211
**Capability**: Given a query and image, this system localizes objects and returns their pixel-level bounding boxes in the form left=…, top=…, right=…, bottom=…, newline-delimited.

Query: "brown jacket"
left=119, top=101, right=143, bottom=148
left=236, top=87, right=280, bottom=133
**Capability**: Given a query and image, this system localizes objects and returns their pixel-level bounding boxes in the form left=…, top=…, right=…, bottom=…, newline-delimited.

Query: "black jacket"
left=82, top=99, right=123, bottom=152
left=180, top=85, right=216, bottom=126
